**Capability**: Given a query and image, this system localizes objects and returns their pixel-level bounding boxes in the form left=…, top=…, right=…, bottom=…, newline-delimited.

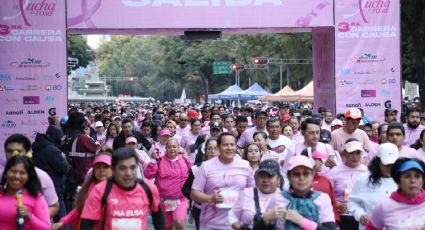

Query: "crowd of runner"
left=1, top=101, right=425, bottom=230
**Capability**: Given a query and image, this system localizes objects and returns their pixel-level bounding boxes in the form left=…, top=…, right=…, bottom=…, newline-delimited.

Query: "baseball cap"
left=255, top=100, right=262, bottom=105
left=159, top=129, right=172, bottom=136
left=344, top=141, right=364, bottom=153
left=254, top=110, right=268, bottom=118
left=187, top=110, right=199, bottom=120
left=384, top=108, right=398, bottom=116
left=113, top=116, right=122, bottom=121
left=95, top=121, right=104, bottom=128
left=312, top=150, right=328, bottom=160
left=281, top=114, right=291, bottom=122
left=93, top=154, right=111, bottom=166
left=209, top=121, right=223, bottom=131
left=256, top=159, right=280, bottom=176
left=377, top=143, right=399, bottom=165
left=331, top=119, right=343, bottom=127
left=288, top=155, right=314, bottom=171
left=125, top=137, right=138, bottom=144
left=398, top=160, right=424, bottom=173
left=345, top=108, right=362, bottom=119
left=278, top=102, right=290, bottom=109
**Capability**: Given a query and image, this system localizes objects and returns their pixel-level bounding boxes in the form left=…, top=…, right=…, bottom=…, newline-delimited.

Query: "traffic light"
left=253, top=57, right=268, bottom=65
left=231, top=64, right=244, bottom=70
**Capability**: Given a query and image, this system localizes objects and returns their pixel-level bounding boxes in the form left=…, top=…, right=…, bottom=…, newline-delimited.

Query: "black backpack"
left=101, top=177, right=153, bottom=230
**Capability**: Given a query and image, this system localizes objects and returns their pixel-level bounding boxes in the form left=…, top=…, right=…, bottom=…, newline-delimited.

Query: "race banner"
left=335, top=0, right=401, bottom=122
left=0, top=0, right=67, bottom=164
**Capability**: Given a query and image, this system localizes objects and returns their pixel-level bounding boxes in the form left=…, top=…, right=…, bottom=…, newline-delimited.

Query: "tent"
left=208, top=84, right=243, bottom=100
left=259, top=85, right=295, bottom=101
left=259, top=81, right=313, bottom=102
left=239, top=83, right=270, bottom=100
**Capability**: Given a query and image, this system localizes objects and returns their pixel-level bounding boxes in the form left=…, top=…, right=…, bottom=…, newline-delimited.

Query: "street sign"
left=213, top=61, right=232, bottom=75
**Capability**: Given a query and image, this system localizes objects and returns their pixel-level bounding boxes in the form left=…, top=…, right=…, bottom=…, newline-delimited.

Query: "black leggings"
left=340, top=215, right=359, bottom=230
left=191, top=206, right=201, bottom=230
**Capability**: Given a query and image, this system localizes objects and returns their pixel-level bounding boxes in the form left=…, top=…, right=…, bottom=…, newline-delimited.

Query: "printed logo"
left=1, top=0, right=58, bottom=27
left=44, top=95, right=55, bottom=102
left=381, top=78, right=397, bottom=84
left=340, top=80, right=354, bottom=85
left=5, top=110, right=24, bottom=115
left=48, top=107, right=56, bottom=116
left=2, top=120, right=16, bottom=128
left=380, top=89, right=390, bottom=95
left=0, top=73, right=12, bottom=81
left=344, top=0, right=391, bottom=24
left=359, top=79, right=376, bottom=84
left=21, top=120, right=38, bottom=126
left=337, top=23, right=396, bottom=39
left=27, top=109, right=45, bottom=115
left=0, top=85, right=15, bottom=91
left=346, top=103, right=362, bottom=108
left=353, top=53, right=385, bottom=63
left=10, top=58, right=50, bottom=68
left=340, top=69, right=351, bottom=76
left=361, top=90, right=376, bottom=97
left=384, top=100, right=392, bottom=108
left=364, top=102, right=381, bottom=107
left=16, top=73, right=40, bottom=80
left=0, top=25, right=62, bottom=43
left=23, top=96, right=40, bottom=104
left=19, top=85, right=39, bottom=91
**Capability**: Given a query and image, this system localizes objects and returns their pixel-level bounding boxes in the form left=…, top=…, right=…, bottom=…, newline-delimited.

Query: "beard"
left=407, top=121, right=420, bottom=129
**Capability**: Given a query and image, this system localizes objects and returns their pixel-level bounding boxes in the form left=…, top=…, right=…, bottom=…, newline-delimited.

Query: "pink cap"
left=125, top=137, right=138, bottom=144
left=93, top=155, right=111, bottom=166
left=288, top=155, right=314, bottom=171
left=159, top=128, right=172, bottom=136
left=312, top=150, right=328, bottom=160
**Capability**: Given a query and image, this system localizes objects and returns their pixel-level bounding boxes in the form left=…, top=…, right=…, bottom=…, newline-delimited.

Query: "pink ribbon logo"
left=68, top=0, right=102, bottom=28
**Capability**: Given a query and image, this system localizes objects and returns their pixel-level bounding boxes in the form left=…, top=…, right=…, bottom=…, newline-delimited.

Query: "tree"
left=67, top=35, right=95, bottom=73
left=401, top=1, right=425, bottom=109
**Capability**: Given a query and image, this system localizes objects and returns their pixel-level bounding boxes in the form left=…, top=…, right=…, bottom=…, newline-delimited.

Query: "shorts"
left=161, top=197, right=188, bottom=228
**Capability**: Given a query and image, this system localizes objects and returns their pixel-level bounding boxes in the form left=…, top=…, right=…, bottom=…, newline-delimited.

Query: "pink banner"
left=334, top=0, right=401, bottom=122
left=0, top=0, right=67, bottom=163
left=67, top=0, right=334, bottom=29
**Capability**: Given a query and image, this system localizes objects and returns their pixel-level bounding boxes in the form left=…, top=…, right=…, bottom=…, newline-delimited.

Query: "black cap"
left=254, top=110, right=268, bottom=118
left=384, top=108, right=398, bottom=116
left=278, top=102, right=290, bottom=109
left=256, top=159, right=280, bottom=177
left=421, top=113, right=425, bottom=119
left=209, top=121, right=223, bottom=131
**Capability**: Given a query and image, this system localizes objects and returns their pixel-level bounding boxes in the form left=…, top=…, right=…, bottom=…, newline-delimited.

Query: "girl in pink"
left=367, top=158, right=425, bottom=230
left=253, top=132, right=279, bottom=162
left=53, top=154, right=112, bottom=230
left=327, top=139, right=368, bottom=230
left=0, top=155, right=50, bottom=230
left=144, top=139, right=192, bottom=230
left=243, top=143, right=262, bottom=171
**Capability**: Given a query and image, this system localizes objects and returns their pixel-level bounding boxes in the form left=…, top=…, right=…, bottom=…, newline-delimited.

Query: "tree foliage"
left=95, top=33, right=312, bottom=101
left=67, top=35, right=95, bottom=73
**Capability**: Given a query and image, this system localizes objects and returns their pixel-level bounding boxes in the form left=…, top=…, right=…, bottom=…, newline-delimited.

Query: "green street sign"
left=213, top=61, right=232, bottom=75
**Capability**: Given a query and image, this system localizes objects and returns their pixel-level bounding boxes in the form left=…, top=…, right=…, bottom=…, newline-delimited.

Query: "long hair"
left=1, top=155, right=41, bottom=197
left=243, top=143, right=262, bottom=161
left=105, top=123, right=119, bottom=143
left=367, top=156, right=384, bottom=187
left=411, top=129, right=425, bottom=150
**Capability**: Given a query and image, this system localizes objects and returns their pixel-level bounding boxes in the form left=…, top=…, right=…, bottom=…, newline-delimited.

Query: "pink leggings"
left=161, top=197, right=188, bottom=228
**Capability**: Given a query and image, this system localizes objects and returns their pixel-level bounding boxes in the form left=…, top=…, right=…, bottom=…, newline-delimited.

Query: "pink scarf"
left=390, top=189, right=425, bottom=205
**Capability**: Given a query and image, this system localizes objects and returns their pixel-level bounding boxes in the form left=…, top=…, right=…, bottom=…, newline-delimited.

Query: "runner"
left=237, top=111, right=269, bottom=149
left=243, top=143, right=262, bottom=171
left=253, top=132, right=279, bottom=162
left=403, top=107, right=425, bottom=146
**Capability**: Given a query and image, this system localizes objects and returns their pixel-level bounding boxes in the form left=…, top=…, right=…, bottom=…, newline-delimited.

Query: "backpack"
left=281, top=190, right=321, bottom=230
left=101, top=177, right=153, bottom=230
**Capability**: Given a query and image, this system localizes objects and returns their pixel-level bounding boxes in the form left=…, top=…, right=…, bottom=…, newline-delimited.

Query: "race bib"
left=216, top=190, right=238, bottom=209
left=164, top=199, right=181, bottom=212
left=112, top=218, right=141, bottom=230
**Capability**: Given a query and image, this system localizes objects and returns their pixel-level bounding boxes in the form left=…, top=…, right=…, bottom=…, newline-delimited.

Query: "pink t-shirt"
left=237, top=127, right=268, bottom=149
left=264, top=191, right=335, bottom=228
left=331, top=128, right=370, bottom=153
left=230, top=188, right=280, bottom=228
left=0, top=190, right=50, bottom=230
left=399, top=146, right=420, bottom=159
left=291, top=132, right=305, bottom=144
left=369, top=197, right=425, bottom=230
left=416, top=148, right=425, bottom=162
left=326, top=164, right=368, bottom=214
left=180, top=132, right=199, bottom=155
left=81, top=179, right=160, bottom=230
left=176, top=125, right=191, bottom=137
left=403, top=124, right=425, bottom=146
left=192, top=156, right=255, bottom=229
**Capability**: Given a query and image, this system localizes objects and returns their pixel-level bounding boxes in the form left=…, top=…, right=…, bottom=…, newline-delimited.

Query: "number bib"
left=111, top=218, right=141, bottom=230
left=163, top=199, right=181, bottom=212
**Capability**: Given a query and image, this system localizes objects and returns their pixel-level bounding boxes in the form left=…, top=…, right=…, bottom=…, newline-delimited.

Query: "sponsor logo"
left=0, top=85, right=15, bottom=91
left=44, top=95, right=55, bottom=102
left=21, top=120, right=38, bottom=126
left=23, top=96, right=40, bottom=104
left=359, top=79, right=376, bottom=84
left=344, top=0, right=391, bottom=24
left=353, top=53, right=385, bottom=63
left=48, top=108, right=56, bottom=116
left=10, top=58, right=50, bottom=68
left=5, top=110, right=24, bottom=115
left=0, top=73, right=12, bottom=81
left=2, top=0, right=57, bottom=28
left=45, top=85, right=52, bottom=91
left=340, top=80, right=354, bottom=85
left=361, top=90, right=376, bottom=97
left=380, top=89, right=390, bottom=95
left=5, top=98, right=20, bottom=103
left=19, top=85, right=39, bottom=91
left=381, top=78, right=396, bottom=84
left=2, top=120, right=16, bottom=128
left=365, top=102, right=381, bottom=107
left=16, top=73, right=40, bottom=80
left=27, top=109, right=45, bottom=115
left=346, top=103, right=361, bottom=108
left=340, top=69, right=351, bottom=76
left=384, top=100, right=392, bottom=108
left=121, top=0, right=284, bottom=7
left=46, top=73, right=61, bottom=80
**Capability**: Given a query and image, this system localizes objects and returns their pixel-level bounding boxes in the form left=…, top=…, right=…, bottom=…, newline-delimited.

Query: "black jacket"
left=113, top=131, right=151, bottom=151
left=32, top=128, right=70, bottom=199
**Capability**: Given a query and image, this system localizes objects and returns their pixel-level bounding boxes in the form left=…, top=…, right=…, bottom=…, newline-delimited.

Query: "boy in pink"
left=191, top=133, right=254, bottom=229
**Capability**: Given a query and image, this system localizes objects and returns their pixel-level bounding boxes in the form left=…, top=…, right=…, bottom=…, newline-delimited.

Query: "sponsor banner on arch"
left=0, top=0, right=67, bottom=164
left=67, top=0, right=334, bottom=29
left=335, top=0, right=401, bottom=122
